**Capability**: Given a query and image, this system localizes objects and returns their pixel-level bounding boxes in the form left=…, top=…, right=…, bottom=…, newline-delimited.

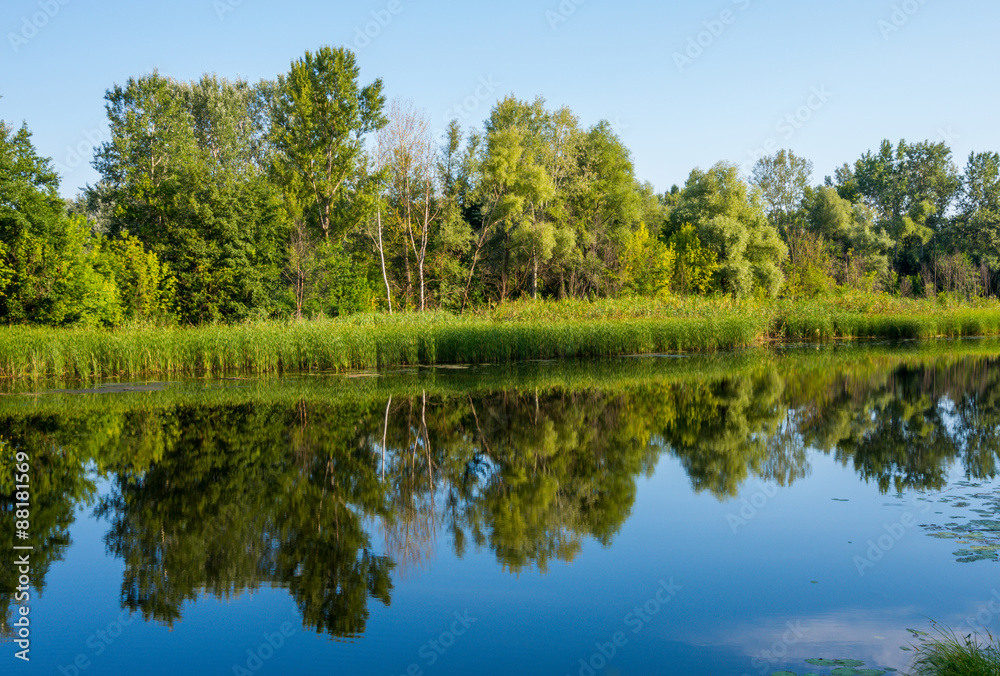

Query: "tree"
left=852, top=139, right=960, bottom=269
left=562, top=120, right=642, bottom=299
left=616, top=223, right=675, bottom=298
left=948, top=151, right=1000, bottom=271
left=271, top=46, right=386, bottom=244
left=668, top=224, right=719, bottom=295
left=0, top=121, right=65, bottom=321
left=1, top=121, right=171, bottom=326
left=377, top=99, right=440, bottom=311
left=477, top=97, right=556, bottom=302
left=463, top=99, right=643, bottom=304
left=669, top=162, right=787, bottom=297
left=92, top=73, right=287, bottom=322
left=429, top=121, right=475, bottom=310
left=751, top=149, right=813, bottom=234
left=802, top=185, right=892, bottom=286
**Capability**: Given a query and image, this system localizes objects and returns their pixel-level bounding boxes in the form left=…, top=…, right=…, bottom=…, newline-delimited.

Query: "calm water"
left=2, top=343, right=1000, bottom=675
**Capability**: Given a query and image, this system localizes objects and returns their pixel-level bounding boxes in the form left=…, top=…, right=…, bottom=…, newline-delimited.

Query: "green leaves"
left=271, top=46, right=386, bottom=243
left=670, top=162, right=787, bottom=298
left=91, top=72, right=288, bottom=322
left=752, top=149, right=814, bottom=233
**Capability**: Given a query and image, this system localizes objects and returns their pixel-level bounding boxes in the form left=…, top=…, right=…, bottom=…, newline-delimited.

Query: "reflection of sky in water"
left=25, top=451, right=996, bottom=675
left=4, top=349, right=1000, bottom=675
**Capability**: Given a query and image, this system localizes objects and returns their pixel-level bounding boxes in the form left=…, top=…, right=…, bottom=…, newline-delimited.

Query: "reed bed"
left=908, top=624, right=1000, bottom=676
left=4, top=295, right=1000, bottom=379
left=5, top=339, right=999, bottom=418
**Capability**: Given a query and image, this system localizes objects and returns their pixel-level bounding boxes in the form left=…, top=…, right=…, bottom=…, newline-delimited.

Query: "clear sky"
left=2, top=0, right=998, bottom=198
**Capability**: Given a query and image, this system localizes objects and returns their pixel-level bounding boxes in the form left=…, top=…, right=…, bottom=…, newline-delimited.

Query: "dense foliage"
left=4, top=47, right=1000, bottom=325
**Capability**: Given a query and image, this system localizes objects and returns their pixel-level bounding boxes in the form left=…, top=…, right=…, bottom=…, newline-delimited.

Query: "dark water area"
left=2, top=342, right=1000, bottom=675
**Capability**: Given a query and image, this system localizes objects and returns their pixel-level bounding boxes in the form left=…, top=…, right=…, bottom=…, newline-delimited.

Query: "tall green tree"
left=751, top=149, right=813, bottom=235
left=561, top=120, right=642, bottom=298
left=92, top=73, right=287, bottom=322
left=852, top=139, right=960, bottom=270
left=428, top=121, right=475, bottom=310
left=0, top=121, right=65, bottom=321
left=270, top=46, right=386, bottom=244
left=948, top=151, right=1000, bottom=271
left=669, top=162, right=787, bottom=297
left=478, top=96, right=557, bottom=301
left=802, top=185, right=892, bottom=285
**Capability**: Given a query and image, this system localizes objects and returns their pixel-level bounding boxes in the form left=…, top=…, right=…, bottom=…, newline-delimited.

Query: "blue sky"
left=1, top=0, right=997, bottom=198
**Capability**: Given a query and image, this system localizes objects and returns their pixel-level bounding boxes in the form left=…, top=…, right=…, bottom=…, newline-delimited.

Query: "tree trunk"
left=532, top=248, right=538, bottom=300
left=403, top=244, right=412, bottom=310
left=377, top=206, right=392, bottom=313
left=501, top=230, right=510, bottom=302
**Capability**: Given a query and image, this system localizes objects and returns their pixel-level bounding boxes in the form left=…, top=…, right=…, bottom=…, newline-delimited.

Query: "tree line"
left=2, top=45, right=1000, bottom=326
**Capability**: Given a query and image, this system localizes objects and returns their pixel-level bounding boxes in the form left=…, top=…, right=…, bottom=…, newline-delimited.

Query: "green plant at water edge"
left=768, top=657, right=888, bottom=675
left=907, top=623, right=1000, bottom=676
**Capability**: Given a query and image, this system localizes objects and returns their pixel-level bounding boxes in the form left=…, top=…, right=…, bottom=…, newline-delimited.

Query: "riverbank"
left=4, top=295, right=1000, bottom=379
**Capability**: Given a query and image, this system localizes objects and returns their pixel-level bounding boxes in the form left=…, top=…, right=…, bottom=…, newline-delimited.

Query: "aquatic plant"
left=4, top=295, right=1000, bottom=379
left=907, top=623, right=1000, bottom=676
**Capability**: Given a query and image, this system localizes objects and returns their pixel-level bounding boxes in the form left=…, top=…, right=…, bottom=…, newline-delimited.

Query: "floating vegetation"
left=772, top=657, right=889, bottom=676
left=916, top=487, right=1000, bottom=563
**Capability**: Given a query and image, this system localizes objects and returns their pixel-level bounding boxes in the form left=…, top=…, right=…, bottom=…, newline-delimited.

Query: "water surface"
left=2, top=342, right=1000, bottom=675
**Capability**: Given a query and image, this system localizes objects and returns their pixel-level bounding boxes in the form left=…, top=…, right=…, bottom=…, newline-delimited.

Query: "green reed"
left=4, top=295, right=1000, bottom=379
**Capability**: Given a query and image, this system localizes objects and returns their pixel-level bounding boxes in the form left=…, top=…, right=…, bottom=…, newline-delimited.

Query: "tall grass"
left=776, top=294, right=1000, bottom=341
left=4, top=294, right=1000, bottom=379
left=908, top=624, right=1000, bottom=676
left=5, top=339, right=998, bottom=415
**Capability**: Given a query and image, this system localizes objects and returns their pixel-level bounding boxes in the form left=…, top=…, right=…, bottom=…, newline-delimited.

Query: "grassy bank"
left=4, top=294, right=1000, bottom=379
left=2, top=338, right=999, bottom=415
left=909, top=625, right=1000, bottom=676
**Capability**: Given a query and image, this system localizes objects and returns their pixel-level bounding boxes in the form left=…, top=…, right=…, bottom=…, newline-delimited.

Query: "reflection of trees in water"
left=3, top=354, right=1000, bottom=638
left=379, top=394, right=440, bottom=576
left=0, top=420, right=100, bottom=638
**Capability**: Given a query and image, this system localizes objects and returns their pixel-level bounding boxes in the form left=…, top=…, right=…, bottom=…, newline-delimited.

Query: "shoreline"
left=4, top=297, right=1000, bottom=379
